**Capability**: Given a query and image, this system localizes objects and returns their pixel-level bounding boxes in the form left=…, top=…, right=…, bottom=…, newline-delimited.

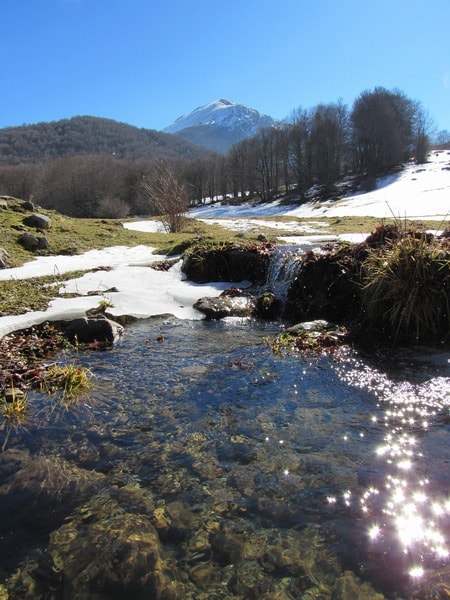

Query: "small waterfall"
left=265, top=248, right=304, bottom=305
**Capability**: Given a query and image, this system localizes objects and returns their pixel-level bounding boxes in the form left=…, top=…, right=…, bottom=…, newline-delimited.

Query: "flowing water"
left=0, top=316, right=449, bottom=599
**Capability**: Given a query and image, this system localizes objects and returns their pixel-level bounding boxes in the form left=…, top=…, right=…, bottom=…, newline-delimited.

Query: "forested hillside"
left=0, top=87, right=436, bottom=220
left=0, top=116, right=210, bottom=166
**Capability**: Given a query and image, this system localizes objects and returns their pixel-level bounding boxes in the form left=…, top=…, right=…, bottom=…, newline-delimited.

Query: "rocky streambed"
left=0, top=224, right=449, bottom=599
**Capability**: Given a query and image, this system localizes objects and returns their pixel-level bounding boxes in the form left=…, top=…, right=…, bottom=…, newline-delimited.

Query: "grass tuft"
left=361, top=232, right=450, bottom=344
left=1, top=390, right=28, bottom=425
left=38, top=363, right=94, bottom=406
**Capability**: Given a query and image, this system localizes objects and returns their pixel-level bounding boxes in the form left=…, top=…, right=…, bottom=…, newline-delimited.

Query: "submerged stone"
left=255, top=291, right=282, bottom=319
left=48, top=496, right=165, bottom=598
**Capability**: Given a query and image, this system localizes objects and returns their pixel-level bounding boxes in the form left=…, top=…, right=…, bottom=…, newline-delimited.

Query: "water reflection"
left=0, top=317, right=448, bottom=598
left=335, top=355, right=450, bottom=592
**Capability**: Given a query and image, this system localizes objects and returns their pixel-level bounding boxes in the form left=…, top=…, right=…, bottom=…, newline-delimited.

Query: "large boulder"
left=194, top=288, right=257, bottom=319
left=23, top=213, right=52, bottom=230
left=21, top=200, right=36, bottom=211
left=37, top=235, right=50, bottom=249
left=18, top=231, right=39, bottom=250
left=18, top=231, right=49, bottom=251
left=63, top=315, right=124, bottom=345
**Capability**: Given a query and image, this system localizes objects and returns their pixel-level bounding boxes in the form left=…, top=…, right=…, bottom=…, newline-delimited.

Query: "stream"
left=0, top=315, right=449, bottom=599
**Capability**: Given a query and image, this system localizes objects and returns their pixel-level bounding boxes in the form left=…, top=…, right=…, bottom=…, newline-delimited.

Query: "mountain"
left=162, top=99, right=279, bottom=153
left=0, top=116, right=210, bottom=166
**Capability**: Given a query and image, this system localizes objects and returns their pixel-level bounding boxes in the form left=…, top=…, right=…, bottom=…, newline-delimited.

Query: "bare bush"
left=96, top=196, right=130, bottom=219
left=140, top=159, right=188, bottom=233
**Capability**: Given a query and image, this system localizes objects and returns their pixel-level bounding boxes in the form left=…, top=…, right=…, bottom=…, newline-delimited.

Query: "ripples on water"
left=0, top=316, right=449, bottom=599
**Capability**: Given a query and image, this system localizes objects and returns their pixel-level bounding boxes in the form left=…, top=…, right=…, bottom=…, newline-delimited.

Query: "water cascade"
left=264, top=247, right=304, bottom=306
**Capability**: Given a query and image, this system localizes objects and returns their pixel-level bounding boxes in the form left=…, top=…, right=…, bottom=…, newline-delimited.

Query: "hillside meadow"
left=2, top=196, right=433, bottom=318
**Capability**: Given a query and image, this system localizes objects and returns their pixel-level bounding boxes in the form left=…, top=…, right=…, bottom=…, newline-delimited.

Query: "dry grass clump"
left=0, top=388, right=29, bottom=449
left=361, top=231, right=450, bottom=344
left=1, top=390, right=28, bottom=426
left=39, top=363, right=94, bottom=406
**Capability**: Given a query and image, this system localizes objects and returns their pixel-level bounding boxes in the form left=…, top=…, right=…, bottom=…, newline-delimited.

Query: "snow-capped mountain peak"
left=162, top=99, right=278, bottom=152
left=163, top=99, right=262, bottom=133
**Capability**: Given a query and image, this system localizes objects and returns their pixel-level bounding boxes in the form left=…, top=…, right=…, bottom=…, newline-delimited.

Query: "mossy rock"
left=182, top=241, right=273, bottom=284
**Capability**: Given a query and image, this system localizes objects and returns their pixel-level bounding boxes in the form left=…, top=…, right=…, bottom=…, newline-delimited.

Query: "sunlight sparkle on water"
left=409, top=566, right=425, bottom=579
left=397, top=459, right=412, bottom=470
left=334, top=357, right=450, bottom=577
left=413, top=491, right=427, bottom=504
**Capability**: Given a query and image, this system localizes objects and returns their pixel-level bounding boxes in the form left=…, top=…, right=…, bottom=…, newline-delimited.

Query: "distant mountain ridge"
left=162, top=99, right=279, bottom=153
left=0, top=101, right=279, bottom=166
left=0, top=116, right=210, bottom=166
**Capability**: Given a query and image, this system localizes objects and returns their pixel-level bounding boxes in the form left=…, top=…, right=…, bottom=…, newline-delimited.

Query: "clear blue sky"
left=1, top=0, right=449, bottom=133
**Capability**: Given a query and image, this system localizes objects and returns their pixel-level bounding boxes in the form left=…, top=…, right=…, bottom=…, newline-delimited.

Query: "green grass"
left=0, top=199, right=266, bottom=265
left=3, top=197, right=444, bottom=266
left=1, top=391, right=28, bottom=425
left=0, top=271, right=87, bottom=315
left=0, top=200, right=161, bottom=265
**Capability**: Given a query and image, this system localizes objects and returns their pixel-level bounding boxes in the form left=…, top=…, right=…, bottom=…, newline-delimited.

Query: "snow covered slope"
left=162, top=99, right=278, bottom=153
left=190, top=150, right=450, bottom=222
left=285, top=150, right=450, bottom=221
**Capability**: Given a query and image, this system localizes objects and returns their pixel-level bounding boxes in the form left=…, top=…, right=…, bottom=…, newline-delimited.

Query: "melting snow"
left=0, top=151, right=449, bottom=337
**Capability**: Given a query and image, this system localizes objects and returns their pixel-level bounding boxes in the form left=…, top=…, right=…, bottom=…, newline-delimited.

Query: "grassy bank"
left=0, top=197, right=447, bottom=319
left=3, top=197, right=443, bottom=266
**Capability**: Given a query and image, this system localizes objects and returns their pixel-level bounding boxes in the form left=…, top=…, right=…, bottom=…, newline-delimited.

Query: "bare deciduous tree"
left=351, top=87, right=417, bottom=175
left=412, top=103, right=433, bottom=164
left=0, top=163, right=40, bottom=200
left=310, top=101, right=349, bottom=193
left=288, top=108, right=312, bottom=200
left=140, top=159, right=188, bottom=233
left=35, top=154, right=127, bottom=217
left=251, top=127, right=282, bottom=201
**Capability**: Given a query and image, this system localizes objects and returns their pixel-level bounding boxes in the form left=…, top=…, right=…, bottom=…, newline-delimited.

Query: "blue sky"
left=1, top=0, right=449, bottom=133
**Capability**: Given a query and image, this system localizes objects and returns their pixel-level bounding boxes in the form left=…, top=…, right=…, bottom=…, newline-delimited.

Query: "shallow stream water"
left=0, top=316, right=449, bottom=599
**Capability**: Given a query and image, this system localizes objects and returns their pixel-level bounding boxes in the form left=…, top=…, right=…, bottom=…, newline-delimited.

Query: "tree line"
left=0, top=87, right=434, bottom=221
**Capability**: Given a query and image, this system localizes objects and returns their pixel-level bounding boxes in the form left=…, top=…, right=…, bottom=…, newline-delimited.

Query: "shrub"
left=361, top=233, right=450, bottom=344
left=96, top=195, right=130, bottom=219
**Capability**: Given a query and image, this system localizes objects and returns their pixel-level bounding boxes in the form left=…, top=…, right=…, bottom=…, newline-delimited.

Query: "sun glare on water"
left=334, top=357, right=450, bottom=586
